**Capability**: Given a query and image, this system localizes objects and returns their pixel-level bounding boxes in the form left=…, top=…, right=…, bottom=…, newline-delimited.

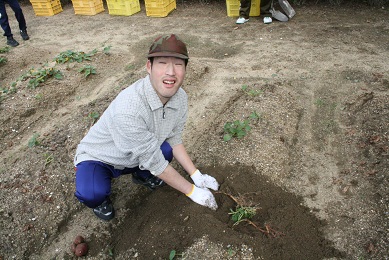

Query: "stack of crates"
left=71, top=0, right=105, bottom=15
left=145, top=0, right=176, bottom=17
left=30, top=0, right=63, bottom=16
left=226, top=0, right=260, bottom=17
left=106, top=0, right=140, bottom=16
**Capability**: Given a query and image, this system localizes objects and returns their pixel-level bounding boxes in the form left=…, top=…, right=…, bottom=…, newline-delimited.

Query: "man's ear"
left=146, top=60, right=152, bottom=74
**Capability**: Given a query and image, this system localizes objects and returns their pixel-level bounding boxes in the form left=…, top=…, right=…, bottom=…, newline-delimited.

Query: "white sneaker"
left=236, top=17, right=249, bottom=24
left=263, top=17, right=273, bottom=24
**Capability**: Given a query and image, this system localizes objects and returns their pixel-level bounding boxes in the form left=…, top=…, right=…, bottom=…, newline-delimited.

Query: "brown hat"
left=147, top=34, right=189, bottom=60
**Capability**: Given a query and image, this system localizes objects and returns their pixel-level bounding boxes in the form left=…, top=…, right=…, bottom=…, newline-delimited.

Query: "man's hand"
left=190, top=169, right=219, bottom=191
left=186, top=185, right=218, bottom=210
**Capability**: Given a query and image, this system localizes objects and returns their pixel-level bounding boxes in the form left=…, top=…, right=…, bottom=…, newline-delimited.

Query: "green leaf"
left=103, top=46, right=112, bottom=54
left=249, top=111, right=259, bottom=119
left=88, top=111, right=100, bottom=120
left=169, top=250, right=176, bottom=260
left=28, top=133, right=40, bottom=148
left=223, top=134, right=232, bottom=141
left=54, top=73, right=63, bottom=80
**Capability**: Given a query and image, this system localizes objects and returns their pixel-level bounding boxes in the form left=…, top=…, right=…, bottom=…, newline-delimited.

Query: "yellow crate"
left=30, top=0, right=63, bottom=16
left=226, top=0, right=260, bottom=17
left=106, top=0, right=140, bottom=16
left=145, top=0, right=176, bottom=17
left=71, top=0, right=105, bottom=15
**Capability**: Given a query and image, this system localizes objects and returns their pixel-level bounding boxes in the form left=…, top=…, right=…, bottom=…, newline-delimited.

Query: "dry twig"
left=241, top=219, right=285, bottom=238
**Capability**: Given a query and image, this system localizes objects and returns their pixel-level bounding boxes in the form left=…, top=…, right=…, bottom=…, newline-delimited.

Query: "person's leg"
left=75, top=161, right=114, bottom=208
left=131, top=141, right=173, bottom=190
left=7, top=0, right=26, bottom=31
left=75, top=160, right=116, bottom=220
left=0, top=0, right=12, bottom=37
left=260, top=0, right=272, bottom=16
left=7, top=0, right=28, bottom=40
left=239, top=0, right=251, bottom=19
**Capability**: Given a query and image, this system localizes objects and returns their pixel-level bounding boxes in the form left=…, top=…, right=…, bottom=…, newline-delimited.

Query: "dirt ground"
left=0, top=0, right=388, bottom=259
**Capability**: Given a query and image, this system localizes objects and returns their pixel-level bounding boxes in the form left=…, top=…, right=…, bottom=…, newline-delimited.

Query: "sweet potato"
left=74, top=242, right=88, bottom=257
left=74, top=235, right=85, bottom=245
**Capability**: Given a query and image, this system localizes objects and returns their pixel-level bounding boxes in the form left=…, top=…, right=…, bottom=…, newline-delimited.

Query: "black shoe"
left=7, top=37, right=19, bottom=47
left=132, top=172, right=166, bottom=190
left=20, top=30, right=29, bottom=41
left=93, top=198, right=115, bottom=220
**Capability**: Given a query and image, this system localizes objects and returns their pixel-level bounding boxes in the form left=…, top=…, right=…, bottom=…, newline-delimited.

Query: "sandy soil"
left=0, top=0, right=388, bottom=259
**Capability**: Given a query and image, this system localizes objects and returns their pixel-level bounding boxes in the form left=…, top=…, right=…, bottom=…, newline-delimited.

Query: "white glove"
left=190, top=169, right=219, bottom=191
left=186, top=185, right=218, bottom=210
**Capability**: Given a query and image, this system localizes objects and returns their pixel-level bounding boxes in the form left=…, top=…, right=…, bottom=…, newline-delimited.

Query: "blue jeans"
left=74, top=141, right=173, bottom=208
left=0, top=0, right=27, bottom=37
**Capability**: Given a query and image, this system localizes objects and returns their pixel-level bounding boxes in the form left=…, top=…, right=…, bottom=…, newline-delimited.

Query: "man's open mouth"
left=163, top=80, right=175, bottom=84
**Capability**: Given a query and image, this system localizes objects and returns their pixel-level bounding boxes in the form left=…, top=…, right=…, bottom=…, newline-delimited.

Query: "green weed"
left=79, top=64, right=96, bottom=78
left=229, top=206, right=257, bottom=225
left=314, top=98, right=337, bottom=113
left=227, top=247, right=236, bottom=256
left=217, top=191, right=283, bottom=237
left=103, top=45, right=112, bottom=55
left=34, top=93, right=43, bottom=99
left=223, top=119, right=251, bottom=141
left=43, top=153, right=54, bottom=167
left=28, top=133, right=40, bottom=148
left=249, top=111, right=260, bottom=120
left=26, top=67, right=63, bottom=89
left=125, top=64, right=135, bottom=71
left=0, top=57, right=7, bottom=65
left=87, top=111, right=100, bottom=125
left=217, top=191, right=259, bottom=225
left=314, top=98, right=325, bottom=107
left=1, top=86, right=12, bottom=95
left=169, top=250, right=184, bottom=260
left=0, top=46, right=10, bottom=53
left=108, top=248, right=114, bottom=257
left=54, top=49, right=97, bottom=64
left=242, top=84, right=263, bottom=97
left=88, top=111, right=100, bottom=121
left=0, top=85, right=17, bottom=103
left=223, top=111, right=259, bottom=141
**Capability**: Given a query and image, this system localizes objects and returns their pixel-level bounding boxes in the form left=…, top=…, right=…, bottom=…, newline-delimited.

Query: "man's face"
left=147, top=56, right=186, bottom=105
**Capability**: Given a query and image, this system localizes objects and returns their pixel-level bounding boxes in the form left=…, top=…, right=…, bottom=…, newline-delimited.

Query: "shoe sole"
left=236, top=20, right=249, bottom=24
left=7, top=42, right=19, bottom=47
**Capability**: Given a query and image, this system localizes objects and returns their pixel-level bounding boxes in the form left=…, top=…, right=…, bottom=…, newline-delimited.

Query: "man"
left=236, top=0, right=273, bottom=24
left=0, top=0, right=29, bottom=47
left=74, top=34, right=219, bottom=221
left=236, top=0, right=293, bottom=24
